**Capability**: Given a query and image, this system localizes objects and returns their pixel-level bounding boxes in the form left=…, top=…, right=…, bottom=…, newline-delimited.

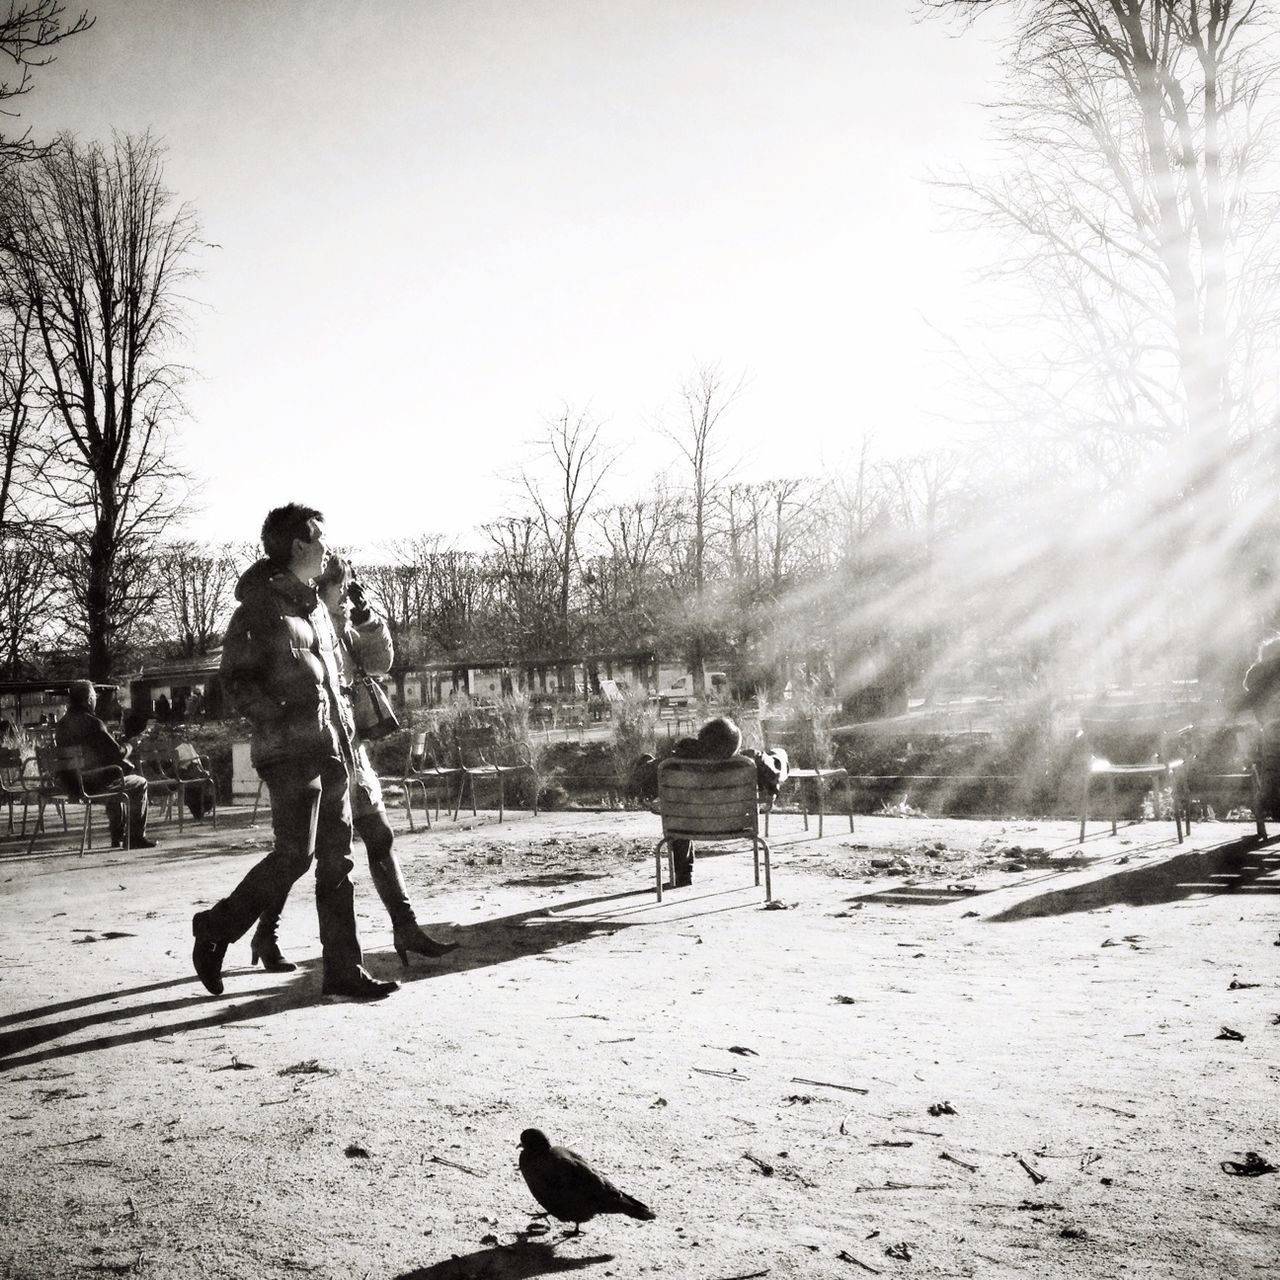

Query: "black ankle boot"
left=322, top=966, right=399, bottom=1000
left=392, top=920, right=460, bottom=967
left=192, top=911, right=228, bottom=996
left=250, top=932, right=297, bottom=973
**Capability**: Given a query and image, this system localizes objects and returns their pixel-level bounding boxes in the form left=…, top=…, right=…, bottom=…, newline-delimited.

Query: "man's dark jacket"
left=219, top=559, right=356, bottom=774
left=54, top=709, right=129, bottom=774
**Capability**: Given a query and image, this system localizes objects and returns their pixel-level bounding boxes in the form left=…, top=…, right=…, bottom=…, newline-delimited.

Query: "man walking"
left=191, top=503, right=397, bottom=1001
left=55, top=680, right=156, bottom=850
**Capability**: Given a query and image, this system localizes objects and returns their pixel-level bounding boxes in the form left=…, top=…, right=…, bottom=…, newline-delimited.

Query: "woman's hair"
left=316, top=553, right=353, bottom=593
left=697, top=715, right=742, bottom=758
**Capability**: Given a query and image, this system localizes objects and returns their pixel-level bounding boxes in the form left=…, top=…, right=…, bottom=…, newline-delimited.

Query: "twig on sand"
left=856, top=1182, right=946, bottom=1192
left=426, top=1153, right=482, bottom=1176
left=694, top=1067, right=745, bottom=1080
left=36, top=1133, right=103, bottom=1150
left=791, top=1076, right=869, bottom=1095
left=940, top=1151, right=978, bottom=1172
left=713, top=1270, right=770, bottom=1280
left=743, top=1152, right=774, bottom=1176
left=1010, top=1152, right=1047, bottom=1185
left=836, top=1249, right=883, bottom=1273
left=1090, top=1103, right=1136, bottom=1118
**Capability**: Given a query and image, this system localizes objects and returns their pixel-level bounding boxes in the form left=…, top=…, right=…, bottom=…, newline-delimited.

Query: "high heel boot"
left=250, top=928, right=297, bottom=973
left=392, top=919, right=460, bottom=967
left=369, top=847, right=460, bottom=966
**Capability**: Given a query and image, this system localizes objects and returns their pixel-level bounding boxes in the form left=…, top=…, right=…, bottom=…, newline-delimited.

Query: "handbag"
left=351, top=672, right=400, bottom=741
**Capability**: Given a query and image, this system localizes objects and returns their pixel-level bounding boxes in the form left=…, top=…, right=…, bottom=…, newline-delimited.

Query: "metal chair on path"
left=653, top=756, right=773, bottom=903
left=759, top=719, right=853, bottom=839
left=1078, top=707, right=1192, bottom=844
left=34, top=745, right=132, bottom=855
left=452, top=726, right=538, bottom=823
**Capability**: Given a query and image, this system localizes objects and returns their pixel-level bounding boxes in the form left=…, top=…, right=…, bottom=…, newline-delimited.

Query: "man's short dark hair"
left=697, top=715, right=742, bottom=758
left=68, top=679, right=95, bottom=710
left=261, top=504, right=324, bottom=565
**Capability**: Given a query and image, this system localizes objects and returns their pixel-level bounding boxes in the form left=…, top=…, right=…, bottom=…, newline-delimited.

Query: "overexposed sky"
left=23, top=0, right=1005, bottom=549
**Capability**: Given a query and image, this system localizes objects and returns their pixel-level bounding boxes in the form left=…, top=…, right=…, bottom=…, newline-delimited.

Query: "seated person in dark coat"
left=55, top=680, right=156, bottom=848
left=632, top=715, right=787, bottom=887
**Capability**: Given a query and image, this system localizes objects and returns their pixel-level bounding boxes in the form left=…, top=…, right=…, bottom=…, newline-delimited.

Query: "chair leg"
left=1252, top=765, right=1266, bottom=841
left=1108, top=776, right=1117, bottom=836
left=26, top=796, right=44, bottom=854
left=816, top=777, right=826, bottom=840
left=1080, top=774, right=1090, bottom=844
left=761, top=835, right=772, bottom=901
left=497, top=775, right=505, bottom=824
left=252, top=778, right=265, bottom=821
left=80, top=806, right=90, bottom=856
left=654, top=837, right=668, bottom=902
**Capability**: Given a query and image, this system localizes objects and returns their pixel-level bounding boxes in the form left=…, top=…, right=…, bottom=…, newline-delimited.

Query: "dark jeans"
left=83, top=768, right=149, bottom=844
left=200, top=757, right=362, bottom=978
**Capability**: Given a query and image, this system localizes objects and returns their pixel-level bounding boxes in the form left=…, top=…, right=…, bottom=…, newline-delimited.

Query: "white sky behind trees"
left=22, top=0, right=1007, bottom=550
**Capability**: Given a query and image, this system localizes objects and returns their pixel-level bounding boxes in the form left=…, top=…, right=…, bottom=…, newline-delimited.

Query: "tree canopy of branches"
left=0, top=1, right=92, bottom=172
left=928, top=0, right=1280, bottom=667
left=0, top=132, right=198, bottom=678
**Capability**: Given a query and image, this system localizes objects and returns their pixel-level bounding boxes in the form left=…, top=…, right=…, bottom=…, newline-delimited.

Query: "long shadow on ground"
left=989, top=834, right=1280, bottom=921
left=0, top=874, right=761, bottom=1071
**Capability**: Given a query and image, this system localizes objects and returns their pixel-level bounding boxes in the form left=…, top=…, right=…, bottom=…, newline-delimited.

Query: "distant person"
left=1241, top=635, right=1280, bottom=817
left=153, top=693, right=171, bottom=723
left=253, top=555, right=457, bottom=969
left=191, top=503, right=396, bottom=1002
left=55, top=680, right=156, bottom=849
left=187, top=688, right=204, bottom=722
left=631, top=715, right=787, bottom=887
left=171, top=691, right=188, bottom=723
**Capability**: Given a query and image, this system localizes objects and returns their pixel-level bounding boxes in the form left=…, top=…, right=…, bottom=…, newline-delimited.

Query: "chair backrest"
left=39, top=745, right=86, bottom=798
left=456, top=726, right=497, bottom=766
left=0, top=746, right=23, bottom=781
left=172, top=743, right=203, bottom=771
left=1080, top=714, right=1192, bottom=766
left=657, top=757, right=760, bottom=842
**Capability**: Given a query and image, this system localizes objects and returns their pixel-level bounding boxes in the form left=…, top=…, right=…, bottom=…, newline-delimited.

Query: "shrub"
left=609, top=688, right=657, bottom=790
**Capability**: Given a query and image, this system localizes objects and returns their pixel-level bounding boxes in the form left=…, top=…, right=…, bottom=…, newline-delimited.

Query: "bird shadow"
left=394, top=1240, right=613, bottom=1280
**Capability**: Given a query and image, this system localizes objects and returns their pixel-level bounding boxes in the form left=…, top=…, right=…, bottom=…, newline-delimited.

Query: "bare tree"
left=0, top=528, right=59, bottom=674
left=518, top=404, right=615, bottom=654
left=926, top=0, right=1280, bottom=680
left=661, top=364, right=743, bottom=692
left=0, top=1, right=92, bottom=172
left=0, top=132, right=199, bottom=677
left=148, top=540, right=239, bottom=658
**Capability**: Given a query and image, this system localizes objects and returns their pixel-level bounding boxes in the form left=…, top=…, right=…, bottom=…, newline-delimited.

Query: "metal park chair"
left=452, top=726, right=538, bottom=823
left=399, top=730, right=465, bottom=830
left=1184, top=723, right=1266, bottom=840
left=759, top=718, right=853, bottom=839
left=134, top=742, right=180, bottom=828
left=1078, top=708, right=1192, bottom=844
left=653, top=756, right=773, bottom=903
left=171, top=743, right=219, bottom=832
left=34, top=745, right=131, bottom=855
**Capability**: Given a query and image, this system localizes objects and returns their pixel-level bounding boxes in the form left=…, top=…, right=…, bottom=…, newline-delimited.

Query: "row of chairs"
left=0, top=742, right=217, bottom=855
left=385, top=727, right=539, bottom=830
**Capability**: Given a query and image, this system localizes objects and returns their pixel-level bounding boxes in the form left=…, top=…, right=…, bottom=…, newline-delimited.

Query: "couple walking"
left=191, top=503, right=456, bottom=1002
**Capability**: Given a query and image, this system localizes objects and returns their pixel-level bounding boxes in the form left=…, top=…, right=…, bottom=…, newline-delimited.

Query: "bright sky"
left=23, top=0, right=1005, bottom=550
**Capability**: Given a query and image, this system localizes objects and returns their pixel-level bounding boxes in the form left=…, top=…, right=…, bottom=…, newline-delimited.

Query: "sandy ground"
left=0, top=800, right=1277, bottom=1280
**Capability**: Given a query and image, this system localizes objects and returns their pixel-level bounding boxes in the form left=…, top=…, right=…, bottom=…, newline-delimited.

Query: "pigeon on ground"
left=518, top=1128, right=656, bottom=1234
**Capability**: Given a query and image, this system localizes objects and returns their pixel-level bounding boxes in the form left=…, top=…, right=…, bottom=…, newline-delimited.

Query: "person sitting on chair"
left=632, top=714, right=787, bottom=887
left=55, top=680, right=156, bottom=849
